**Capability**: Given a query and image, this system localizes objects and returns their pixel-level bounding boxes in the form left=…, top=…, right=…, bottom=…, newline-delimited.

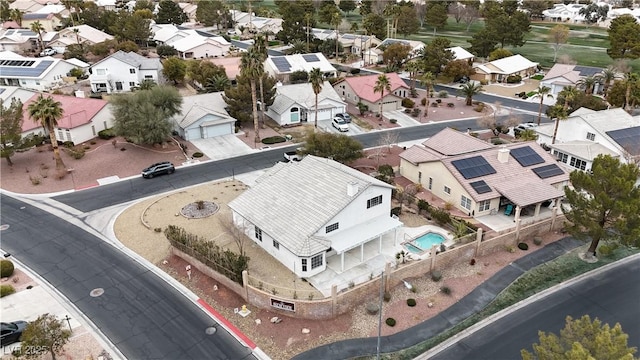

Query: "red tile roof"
left=21, top=93, right=108, bottom=132
left=343, top=72, right=409, bottom=103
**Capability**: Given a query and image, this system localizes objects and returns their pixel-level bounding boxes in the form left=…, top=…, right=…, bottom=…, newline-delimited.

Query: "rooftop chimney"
left=497, top=146, right=510, bottom=163
left=347, top=181, right=359, bottom=197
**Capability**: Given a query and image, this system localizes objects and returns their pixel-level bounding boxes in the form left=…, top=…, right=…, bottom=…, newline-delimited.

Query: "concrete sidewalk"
left=291, top=237, right=584, bottom=360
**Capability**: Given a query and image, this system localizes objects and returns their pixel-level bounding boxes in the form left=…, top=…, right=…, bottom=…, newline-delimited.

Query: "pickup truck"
left=283, top=151, right=302, bottom=162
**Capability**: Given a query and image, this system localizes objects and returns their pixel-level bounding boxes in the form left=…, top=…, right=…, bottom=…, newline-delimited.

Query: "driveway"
left=319, top=119, right=365, bottom=135
left=190, top=134, right=255, bottom=160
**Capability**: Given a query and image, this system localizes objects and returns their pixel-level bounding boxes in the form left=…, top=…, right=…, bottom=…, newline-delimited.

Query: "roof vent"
left=497, top=146, right=510, bottom=163
left=347, top=181, right=358, bottom=197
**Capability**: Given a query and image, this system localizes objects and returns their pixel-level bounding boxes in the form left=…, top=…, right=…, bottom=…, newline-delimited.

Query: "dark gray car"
left=1, top=321, right=27, bottom=346
left=141, top=162, right=175, bottom=178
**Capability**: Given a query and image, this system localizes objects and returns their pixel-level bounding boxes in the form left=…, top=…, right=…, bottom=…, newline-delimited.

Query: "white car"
left=332, top=117, right=349, bottom=132
left=514, top=122, right=537, bottom=136
left=39, top=48, right=56, bottom=57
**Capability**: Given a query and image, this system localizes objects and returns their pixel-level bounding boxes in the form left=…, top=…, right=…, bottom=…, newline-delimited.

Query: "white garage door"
left=203, top=123, right=232, bottom=138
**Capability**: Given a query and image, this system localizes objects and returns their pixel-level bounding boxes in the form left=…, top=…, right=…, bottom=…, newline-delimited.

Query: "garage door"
left=203, top=123, right=232, bottom=138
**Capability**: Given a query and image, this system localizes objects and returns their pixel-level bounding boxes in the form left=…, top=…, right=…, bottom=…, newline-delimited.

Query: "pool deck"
left=401, top=225, right=455, bottom=258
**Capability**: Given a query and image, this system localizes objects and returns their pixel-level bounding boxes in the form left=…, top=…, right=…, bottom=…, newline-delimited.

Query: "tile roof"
left=56, top=25, right=114, bottom=44
left=269, top=81, right=345, bottom=115
left=228, top=155, right=395, bottom=257
left=422, top=127, right=493, bottom=156
left=341, top=72, right=409, bottom=103
left=208, top=57, right=241, bottom=79
left=21, top=93, right=108, bottom=132
left=399, top=145, right=443, bottom=165
left=478, top=54, right=538, bottom=75
left=173, top=92, right=234, bottom=129
left=549, top=140, right=619, bottom=161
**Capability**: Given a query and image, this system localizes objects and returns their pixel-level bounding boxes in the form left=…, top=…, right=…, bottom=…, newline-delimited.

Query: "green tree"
left=579, top=3, right=609, bottom=25
left=111, top=86, right=182, bottom=145
left=622, top=72, right=640, bottom=112
left=458, top=82, right=484, bottom=106
left=133, top=0, right=154, bottom=12
left=424, top=2, right=447, bottom=35
left=576, top=75, right=598, bottom=95
left=396, top=4, right=420, bottom=37
left=419, top=37, right=454, bottom=75
left=531, top=85, right=553, bottom=125
left=319, top=39, right=343, bottom=59
left=362, top=13, right=386, bottom=40
left=520, top=0, right=554, bottom=20
left=27, top=94, right=66, bottom=172
left=468, top=28, right=498, bottom=58
left=607, top=14, right=640, bottom=60
left=339, top=0, right=356, bottom=15
left=138, top=79, right=157, bottom=90
left=405, top=61, right=421, bottom=90
left=19, top=313, right=71, bottom=360
left=598, top=66, right=618, bottom=96
left=383, top=43, right=412, bottom=72
left=488, top=48, right=513, bottom=61
left=252, top=35, right=269, bottom=128
left=62, top=44, right=87, bottom=62
left=319, top=1, right=340, bottom=24
left=9, top=8, right=23, bottom=27
left=0, top=0, right=11, bottom=22
left=374, top=74, right=392, bottom=118
left=275, top=0, right=315, bottom=44
left=240, top=48, right=263, bottom=144
left=110, top=11, right=152, bottom=45
left=30, top=21, right=45, bottom=52
left=548, top=24, right=570, bottom=63
left=0, top=98, right=24, bottom=166
left=156, top=44, right=177, bottom=58
left=222, top=73, right=276, bottom=125
left=162, top=57, right=187, bottom=84
left=196, top=0, right=232, bottom=28
left=522, top=315, right=637, bottom=360
left=442, top=60, right=474, bottom=83
left=517, top=129, right=538, bottom=141
left=155, top=0, right=187, bottom=24
left=485, top=6, right=531, bottom=49
left=204, top=74, right=230, bottom=92
left=186, top=60, right=227, bottom=89
left=301, top=132, right=363, bottom=164
left=309, top=67, right=323, bottom=129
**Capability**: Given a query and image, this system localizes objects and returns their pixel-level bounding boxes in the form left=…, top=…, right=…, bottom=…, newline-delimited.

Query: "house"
left=264, top=53, right=337, bottom=84
left=88, top=51, right=164, bottom=94
left=208, top=57, right=241, bottom=82
left=333, top=72, right=410, bottom=112
left=19, top=92, right=114, bottom=144
left=228, top=155, right=402, bottom=278
left=542, top=3, right=587, bottom=22
left=172, top=92, right=236, bottom=141
left=267, top=81, right=346, bottom=126
left=364, top=38, right=424, bottom=65
left=311, top=28, right=337, bottom=41
left=448, top=46, right=475, bottom=63
left=46, top=25, right=114, bottom=55
left=0, top=51, right=77, bottom=91
left=178, top=2, right=199, bottom=22
left=535, top=108, right=640, bottom=170
left=229, top=10, right=283, bottom=35
left=339, top=33, right=382, bottom=59
left=152, top=27, right=231, bottom=59
left=8, top=0, right=59, bottom=14
left=472, top=54, right=538, bottom=83
left=540, top=64, right=607, bottom=95
left=94, top=0, right=117, bottom=11
left=21, top=4, right=68, bottom=32
left=399, top=128, right=569, bottom=221
left=0, top=29, right=38, bottom=53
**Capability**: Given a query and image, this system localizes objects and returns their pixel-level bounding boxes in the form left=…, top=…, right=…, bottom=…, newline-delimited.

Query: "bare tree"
left=221, top=216, right=248, bottom=257
left=378, top=131, right=400, bottom=154
left=462, top=6, right=480, bottom=32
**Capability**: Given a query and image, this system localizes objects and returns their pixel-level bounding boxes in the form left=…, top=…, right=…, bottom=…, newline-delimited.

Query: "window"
left=144, top=75, right=153, bottom=79
left=35, top=81, right=40, bottom=85
left=129, top=82, right=135, bottom=87
left=115, top=82, right=123, bottom=90
left=478, top=200, right=491, bottom=212
left=444, top=186, right=451, bottom=194
left=311, top=254, right=323, bottom=269
left=418, top=171, right=422, bottom=183
left=325, top=222, right=339, bottom=233
left=255, top=227, right=262, bottom=241
left=570, top=157, right=587, bottom=170
left=554, top=150, right=568, bottom=163
left=461, top=195, right=471, bottom=210
left=272, top=240, right=280, bottom=250
left=367, top=195, right=383, bottom=209
left=586, top=132, right=595, bottom=141
left=428, top=177, right=433, bottom=190
left=129, top=68, right=136, bottom=74
left=301, top=259, right=307, bottom=272
left=96, top=69, right=106, bottom=75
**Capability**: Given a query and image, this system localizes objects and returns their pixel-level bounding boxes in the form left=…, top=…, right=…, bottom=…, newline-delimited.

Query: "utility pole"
left=376, top=270, right=385, bottom=360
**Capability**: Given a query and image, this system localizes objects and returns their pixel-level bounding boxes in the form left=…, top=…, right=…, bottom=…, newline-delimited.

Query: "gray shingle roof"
left=228, top=155, right=394, bottom=257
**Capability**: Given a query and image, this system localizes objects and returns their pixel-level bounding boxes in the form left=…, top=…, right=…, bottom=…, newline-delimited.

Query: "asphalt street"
left=430, top=256, right=640, bottom=359
left=0, top=194, right=256, bottom=360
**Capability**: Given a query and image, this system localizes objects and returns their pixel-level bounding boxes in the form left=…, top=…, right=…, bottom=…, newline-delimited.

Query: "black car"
left=335, top=113, right=352, bottom=123
left=1, top=321, right=27, bottom=346
left=141, top=162, right=175, bottom=179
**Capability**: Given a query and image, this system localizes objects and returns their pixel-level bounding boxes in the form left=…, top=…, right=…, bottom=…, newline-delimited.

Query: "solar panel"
left=452, top=156, right=497, bottom=179
left=606, top=126, right=640, bottom=156
left=532, top=164, right=564, bottom=179
left=470, top=180, right=492, bottom=194
left=574, top=65, right=602, bottom=77
left=510, top=146, right=544, bottom=167
left=271, top=57, right=291, bottom=72
left=302, top=54, right=319, bottom=62
left=0, top=60, right=53, bottom=77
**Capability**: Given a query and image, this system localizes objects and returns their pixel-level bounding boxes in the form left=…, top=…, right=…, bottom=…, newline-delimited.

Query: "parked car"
left=513, top=122, right=537, bottom=136
left=141, top=162, right=175, bottom=179
left=332, top=117, right=349, bottom=132
left=39, top=48, right=56, bottom=57
left=458, top=76, right=470, bottom=84
left=1, top=321, right=27, bottom=346
left=283, top=151, right=302, bottom=162
left=335, top=113, right=352, bottom=123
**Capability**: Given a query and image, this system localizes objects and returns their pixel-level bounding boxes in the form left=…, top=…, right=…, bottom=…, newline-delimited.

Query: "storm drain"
left=90, top=288, right=105, bottom=297
left=205, top=326, right=217, bottom=335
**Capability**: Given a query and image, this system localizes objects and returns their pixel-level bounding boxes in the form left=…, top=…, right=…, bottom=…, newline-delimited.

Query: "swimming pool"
left=405, top=232, right=446, bottom=254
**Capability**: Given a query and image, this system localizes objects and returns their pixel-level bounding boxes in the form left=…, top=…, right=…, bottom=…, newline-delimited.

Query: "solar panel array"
left=452, top=156, right=497, bottom=179
left=532, top=164, right=564, bottom=179
left=574, top=66, right=602, bottom=77
left=271, top=57, right=291, bottom=72
left=0, top=60, right=36, bottom=67
left=510, top=146, right=544, bottom=167
left=606, top=126, right=640, bottom=156
left=0, top=60, right=53, bottom=78
left=470, top=180, right=492, bottom=194
left=302, top=54, right=319, bottom=62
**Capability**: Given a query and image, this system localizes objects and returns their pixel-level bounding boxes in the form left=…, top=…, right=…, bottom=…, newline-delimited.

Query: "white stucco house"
left=229, top=155, right=403, bottom=278
left=540, top=64, right=607, bottom=95
left=0, top=51, right=77, bottom=91
left=266, top=81, right=346, bottom=126
left=535, top=107, right=640, bottom=170
left=46, top=25, right=114, bottom=55
left=88, top=51, right=164, bottom=93
left=264, top=53, right=337, bottom=84
left=173, top=92, right=236, bottom=140
left=152, top=26, right=231, bottom=59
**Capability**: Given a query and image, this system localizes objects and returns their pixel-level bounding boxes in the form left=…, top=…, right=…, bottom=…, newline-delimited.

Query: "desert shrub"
left=350, top=68, right=360, bottom=75
left=410, top=88, right=418, bottom=98
left=431, top=270, right=442, bottom=282
left=480, top=79, right=488, bottom=85
left=385, top=318, right=396, bottom=327
left=192, top=152, right=204, bottom=158
left=533, top=237, right=543, bottom=246
left=154, top=227, right=162, bottom=232
left=383, top=291, right=391, bottom=302
left=389, top=118, right=398, bottom=124
left=402, top=98, right=415, bottom=108
left=407, top=298, right=417, bottom=307
left=1, top=260, right=15, bottom=277
left=431, top=102, right=439, bottom=107
left=98, top=128, right=116, bottom=139
left=417, top=199, right=430, bottom=213
left=470, top=258, right=476, bottom=265
left=62, top=141, right=74, bottom=148
left=430, top=207, right=451, bottom=225
left=366, top=303, right=379, bottom=315
left=261, top=136, right=286, bottom=144
left=390, top=207, right=402, bottom=216
left=64, top=146, right=85, bottom=159
left=437, top=90, right=449, bottom=98
left=404, top=108, right=411, bottom=113
left=474, top=103, right=485, bottom=112
left=518, top=242, right=529, bottom=251
left=29, top=175, right=41, bottom=185
left=411, top=108, right=421, bottom=116
left=440, top=286, right=452, bottom=295
left=598, top=243, right=617, bottom=257
left=115, top=40, right=139, bottom=53
left=196, top=200, right=205, bottom=210
left=506, top=74, right=522, bottom=83
left=0, top=285, right=15, bottom=297
left=447, top=103, right=455, bottom=108
left=421, top=98, right=427, bottom=106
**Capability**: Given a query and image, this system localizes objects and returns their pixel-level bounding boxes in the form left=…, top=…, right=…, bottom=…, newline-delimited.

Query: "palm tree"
left=288, top=40, right=306, bottom=55
left=623, top=72, right=639, bottom=112
left=419, top=71, right=435, bottom=117
left=597, top=66, right=618, bottom=96
left=252, top=35, right=268, bottom=128
left=308, top=67, right=323, bottom=129
left=30, top=21, right=45, bottom=53
left=240, top=48, right=263, bottom=144
left=9, top=9, right=23, bottom=27
left=374, top=74, right=391, bottom=119
left=548, top=104, right=568, bottom=145
left=531, top=85, right=553, bottom=125
left=458, top=82, right=484, bottom=106
left=28, top=94, right=66, bottom=171
left=330, top=11, right=343, bottom=59
left=205, top=74, right=230, bottom=92
left=559, top=85, right=580, bottom=112
left=73, top=28, right=82, bottom=50
left=406, top=61, right=420, bottom=91
left=518, top=129, right=538, bottom=141
left=576, top=75, right=597, bottom=95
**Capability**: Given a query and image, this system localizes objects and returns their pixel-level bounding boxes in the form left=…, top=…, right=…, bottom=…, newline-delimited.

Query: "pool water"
left=406, top=232, right=446, bottom=253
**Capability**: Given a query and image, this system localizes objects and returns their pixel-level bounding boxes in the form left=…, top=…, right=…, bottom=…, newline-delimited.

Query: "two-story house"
left=0, top=51, right=77, bottom=91
left=88, top=51, right=164, bottom=93
left=333, top=72, right=410, bottom=113
left=229, top=155, right=402, bottom=279
left=535, top=108, right=640, bottom=170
